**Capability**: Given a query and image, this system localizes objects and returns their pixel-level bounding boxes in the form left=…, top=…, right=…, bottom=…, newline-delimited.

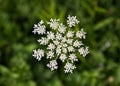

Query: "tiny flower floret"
left=67, top=15, right=80, bottom=27
left=32, top=20, right=46, bottom=34
left=32, top=49, right=44, bottom=61
left=79, top=47, right=89, bottom=57
left=59, top=54, right=67, bottom=62
left=47, top=60, right=58, bottom=71
left=64, top=62, right=76, bottom=73
left=47, top=18, right=59, bottom=30
left=76, top=29, right=86, bottom=39
left=32, top=15, right=89, bottom=73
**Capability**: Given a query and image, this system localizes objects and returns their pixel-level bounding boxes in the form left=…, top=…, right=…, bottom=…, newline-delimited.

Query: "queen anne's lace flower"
left=47, top=51, right=54, bottom=59
left=67, top=15, right=79, bottom=27
left=58, top=23, right=66, bottom=33
left=47, top=18, right=59, bottom=30
left=47, top=60, right=58, bottom=71
left=64, top=62, right=76, bottom=73
left=78, top=47, right=89, bottom=57
left=32, top=15, right=89, bottom=73
left=59, top=54, right=67, bottom=62
left=37, top=37, right=49, bottom=45
left=32, top=49, right=44, bottom=61
left=73, top=40, right=83, bottom=47
left=32, top=20, right=46, bottom=34
left=69, top=54, right=78, bottom=62
left=47, top=43, right=55, bottom=50
left=76, top=28, right=86, bottom=39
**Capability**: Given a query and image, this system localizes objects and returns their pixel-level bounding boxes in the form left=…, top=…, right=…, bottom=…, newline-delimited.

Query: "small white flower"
left=47, top=60, right=58, bottom=71
left=56, top=32, right=63, bottom=40
left=69, top=54, right=78, bottom=62
left=73, top=40, right=83, bottom=47
left=58, top=23, right=66, bottom=33
left=62, top=44, right=68, bottom=47
left=78, top=47, right=89, bottom=57
left=68, top=46, right=75, bottom=52
left=47, top=18, right=59, bottom=30
left=47, top=43, right=55, bottom=50
left=32, top=49, right=44, bottom=61
left=56, top=47, right=61, bottom=55
left=66, top=31, right=74, bottom=38
left=66, top=39, right=73, bottom=44
left=37, top=37, right=49, bottom=45
left=33, top=15, right=89, bottom=73
left=62, top=47, right=67, bottom=53
left=76, top=29, right=86, bottom=39
left=67, top=15, right=79, bottom=27
left=47, top=31, right=55, bottom=40
left=62, top=36, right=67, bottom=43
left=47, top=51, right=54, bottom=59
left=64, top=62, right=76, bottom=73
left=53, top=40, right=60, bottom=45
left=59, top=54, right=67, bottom=62
left=32, top=20, right=46, bottom=34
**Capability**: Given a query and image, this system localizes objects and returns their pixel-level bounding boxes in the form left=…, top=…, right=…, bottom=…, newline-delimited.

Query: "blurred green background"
left=0, top=0, right=120, bottom=86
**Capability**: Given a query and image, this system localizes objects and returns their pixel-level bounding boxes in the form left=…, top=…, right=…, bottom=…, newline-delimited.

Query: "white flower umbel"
left=47, top=18, right=59, bottom=30
left=32, top=15, right=89, bottom=73
left=47, top=31, right=55, bottom=40
left=32, top=49, right=44, bottom=61
left=37, top=37, right=49, bottom=45
left=59, top=54, right=67, bottom=62
left=78, top=47, right=89, bottom=57
left=66, top=31, right=74, bottom=38
left=76, top=29, right=86, bottom=39
left=32, top=20, right=46, bottom=34
left=47, top=60, right=58, bottom=71
left=47, top=51, right=54, bottom=59
left=64, top=62, right=76, bottom=73
left=69, top=54, right=78, bottom=63
left=47, top=43, right=55, bottom=50
left=73, top=40, right=83, bottom=47
left=58, top=23, right=66, bottom=33
left=67, top=15, right=79, bottom=27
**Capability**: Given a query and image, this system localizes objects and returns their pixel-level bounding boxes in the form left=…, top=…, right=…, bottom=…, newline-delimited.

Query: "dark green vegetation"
left=0, top=0, right=120, bottom=86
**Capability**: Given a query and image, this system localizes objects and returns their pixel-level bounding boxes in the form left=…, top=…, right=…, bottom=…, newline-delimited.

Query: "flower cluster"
left=32, top=15, right=89, bottom=73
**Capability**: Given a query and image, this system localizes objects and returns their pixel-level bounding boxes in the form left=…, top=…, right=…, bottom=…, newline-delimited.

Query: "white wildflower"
left=56, top=47, right=61, bottom=55
left=68, top=46, right=75, bottom=52
left=47, top=60, right=58, bottom=71
left=78, top=47, right=89, bottom=57
left=47, top=31, right=55, bottom=40
left=47, top=51, right=54, bottom=59
left=56, top=32, right=63, bottom=40
left=37, top=37, right=49, bottom=45
left=32, top=20, right=46, bottom=34
left=66, top=38, right=73, bottom=44
left=69, top=54, right=78, bottom=62
left=67, top=15, right=79, bottom=27
left=32, top=49, right=44, bottom=61
left=58, top=23, right=66, bottom=33
left=73, top=40, right=83, bottom=47
left=47, top=18, right=59, bottom=30
left=76, top=29, right=86, bottom=39
left=59, top=54, right=67, bottom=62
left=64, top=62, right=76, bottom=73
left=62, top=36, right=67, bottom=43
left=53, top=40, right=60, bottom=45
left=32, top=15, right=89, bottom=73
left=62, top=47, right=67, bottom=53
left=62, top=44, right=68, bottom=47
left=66, top=31, right=74, bottom=38
left=47, top=43, right=55, bottom=50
